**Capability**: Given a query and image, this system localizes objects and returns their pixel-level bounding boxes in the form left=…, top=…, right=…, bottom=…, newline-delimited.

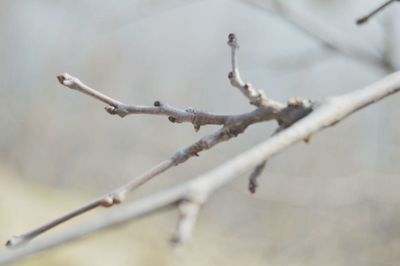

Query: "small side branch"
left=227, top=33, right=285, bottom=110
left=171, top=200, right=201, bottom=247
left=58, top=73, right=231, bottom=130
left=248, top=160, right=267, bottom=194
left=356, top=0, right=397, bottom=25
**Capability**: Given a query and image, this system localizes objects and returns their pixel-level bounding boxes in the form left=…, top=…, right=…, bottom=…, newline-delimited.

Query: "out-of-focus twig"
left=242, top=0, right=383, bottom=67
left=241, top=0, right=398, bottom=73
left=356, top=0, right=397, bottom=25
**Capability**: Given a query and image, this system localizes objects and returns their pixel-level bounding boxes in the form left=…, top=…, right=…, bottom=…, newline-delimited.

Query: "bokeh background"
left=1, top=0, right=400, bottom=265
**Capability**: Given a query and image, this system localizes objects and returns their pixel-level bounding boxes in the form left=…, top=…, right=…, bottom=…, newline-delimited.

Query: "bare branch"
left=247, top=126, right=287, bottom=194
left=227, top=33, right=285, bottom=110
left=57, top=73, right=233, bottom=130
left=5, top=107, right=275, bottom=248
left=356, top=0, right=397, bottom=25
left=2, top=71, right=400, bottom=265
left=248, top=160, right=267, bottom=194
left=242, top=0, right=385, bottom=69
left=7, top=34, right=300, bottom=248
left=171, top=200, right=201, bottom=247
left=381, top=13, right=397, bottom=72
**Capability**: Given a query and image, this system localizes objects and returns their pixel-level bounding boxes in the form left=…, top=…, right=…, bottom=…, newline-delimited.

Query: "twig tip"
left=227, top=33, right=239, bottom=48
left=356, top=16, right=368, bottom=25
left=5, top=236, right=27, bottom=249
left=56, top=73, right=68, bottom=84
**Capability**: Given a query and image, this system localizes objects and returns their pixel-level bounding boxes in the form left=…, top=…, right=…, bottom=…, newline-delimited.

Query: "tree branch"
left=248, top=160, right=267, bottom=194
left=5, top=107, right=275, bottom=248
left=2, top=70, right=400, bottom=265
left=227, top=33, right=284, bottom=110
left=241, top=0, right=387, bottom=70
left=356, top=0, right=398, bottom=25
left=6, top=34, right=310, bottom=249
left=58, top=73, right=234, bottom=130
left=170, top=199, right=201, bottom=247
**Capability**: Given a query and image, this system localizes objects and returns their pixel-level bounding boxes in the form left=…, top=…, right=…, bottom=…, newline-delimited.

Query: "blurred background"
left=1, top=0, right=400, bottom=265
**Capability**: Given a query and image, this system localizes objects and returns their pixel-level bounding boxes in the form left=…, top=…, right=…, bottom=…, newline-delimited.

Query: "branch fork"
left=5, top=34, right=316, bottom=256
left=1, top=28, right=400, bottom=264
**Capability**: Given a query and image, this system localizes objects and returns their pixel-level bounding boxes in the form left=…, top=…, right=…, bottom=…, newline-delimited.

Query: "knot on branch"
left=105, top=105, right=128, bottom=117
left=185, top=108, right=202, bottom=131
left=228, top=71, right=242, bottom=88
left=224, top=121, right=248, bottom=138
left=247, top=85, right=269, bottom=106
left=5, top=236, right=27, bottom=249
left=227, top=33, right=239, bottom=49
left=57, top=73, right=81, bottom=90
left=277, top=98, right=314, bottom=128
left=172, top=150, right=193, bottom=166
left=100, top=192, right=126, bottom=207
left=172, top=139, right=212, bottom=166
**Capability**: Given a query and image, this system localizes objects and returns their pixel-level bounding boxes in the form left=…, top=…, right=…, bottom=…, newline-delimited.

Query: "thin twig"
left=58, top=73, right=232, bottom=131
left=248, top=160, right=267, bottom=194
left=242, top=0, right=385, bottom=70
left=227, top=33, right=284, bottom=110
left=356, top=0, right=397, bottom=25
left=2, top=71, right=400, bottom=265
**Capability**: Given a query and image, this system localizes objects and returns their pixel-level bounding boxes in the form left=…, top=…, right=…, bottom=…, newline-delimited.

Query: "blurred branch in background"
left=242, top=0, right=397, bottom=72
left=356, top=0, right=398, bottom=25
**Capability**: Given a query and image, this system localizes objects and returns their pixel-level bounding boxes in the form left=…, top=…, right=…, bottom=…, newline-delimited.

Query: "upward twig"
left=227, top=33, right=284, bottom=110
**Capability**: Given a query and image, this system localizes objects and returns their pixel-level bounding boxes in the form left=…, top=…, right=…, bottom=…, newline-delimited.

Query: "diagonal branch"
left=5, top=107, right=277, bottom=248
left=6, top=34, right=300, bottom=248
left=2, top=71, right=400, bottom=265
left=356, top=0, right=398, bottom=25
left=241, top=0, right=386, bottom=70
